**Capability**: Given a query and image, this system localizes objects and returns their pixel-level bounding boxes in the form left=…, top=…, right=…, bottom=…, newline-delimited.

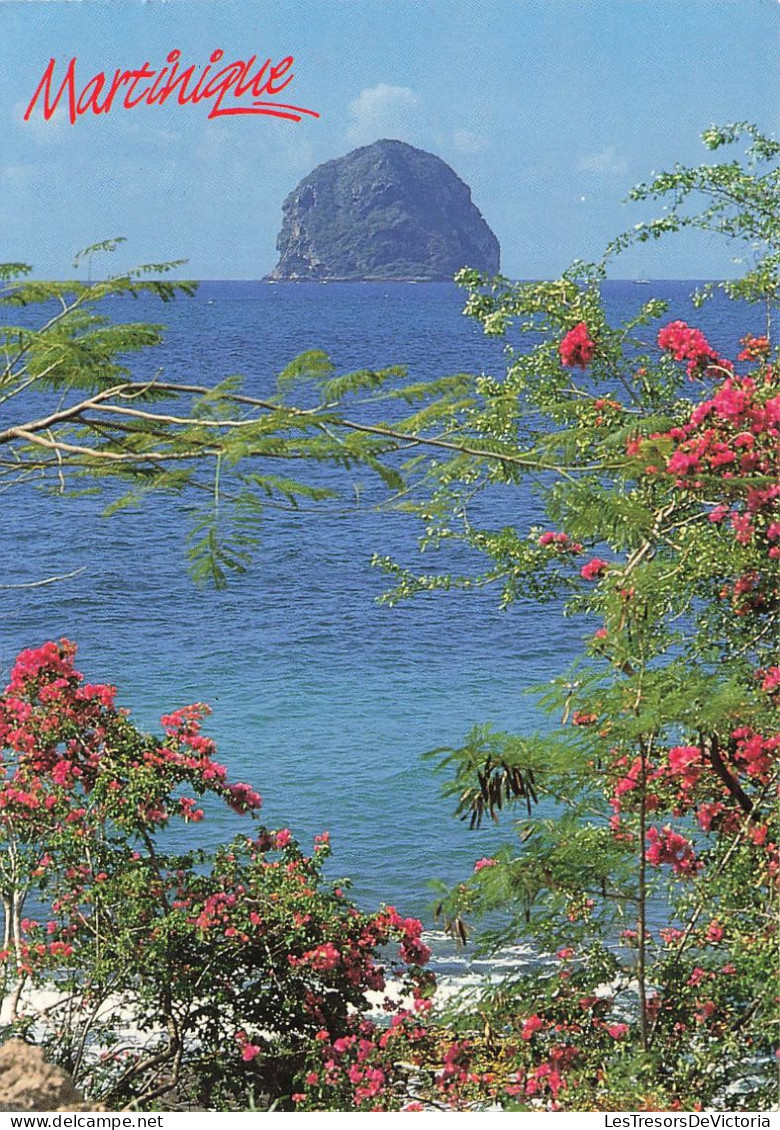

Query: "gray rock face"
left=269, top=139, right=500, bottom=281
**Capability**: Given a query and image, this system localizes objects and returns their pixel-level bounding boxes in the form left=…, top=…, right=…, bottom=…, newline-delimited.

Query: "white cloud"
left=577, top=145, right=628, bottom=177
left=347, top=84, right=421, bottom=145
left=451, top=129, right=488, bottom=154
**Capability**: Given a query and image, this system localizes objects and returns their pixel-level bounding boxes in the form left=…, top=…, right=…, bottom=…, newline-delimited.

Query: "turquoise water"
left=1, top=280, right=758, bottom=920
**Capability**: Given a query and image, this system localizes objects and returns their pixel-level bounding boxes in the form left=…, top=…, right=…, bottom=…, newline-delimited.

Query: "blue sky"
left=1, top=0, right=777, bottom=279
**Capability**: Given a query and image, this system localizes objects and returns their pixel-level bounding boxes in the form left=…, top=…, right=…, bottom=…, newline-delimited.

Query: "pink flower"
left=705, top=921, right=724, bottom=944
left=179, top=796, right=204, bottom=823
left=225, top=781, right=262, bottom=814
left=48, top=941, right=74, bottom=957
left=607, top=1023, right=629, bottom=1039
left=738, top=333, right=770, bottom=361
left=645, top=825, right=699, bottom=874
left=572, top=711, right=597, bottom=726
left=559, top=322, right=596, bottom=369
left=241, top=1043, right=261, bottom=1062
left=697, top=801, right=724, bottom=832
left=538, top=531, right=583, bottom=554
left=657, top=320, right=723, bottom=378
left=302, top=942, right=341, bottom=971
left=760, top=667, right=780, bottom=694
left=474, top=857, right=497, bottom=872
left=521, top=1014, right=545, bottom=1040
left=51, top=760, right=73, bottom=787
left=667, top=745, right=702, bottom=789
left=580, top=557, right=609, bottom=581
left=695, top=1000, right=717, bottom=1023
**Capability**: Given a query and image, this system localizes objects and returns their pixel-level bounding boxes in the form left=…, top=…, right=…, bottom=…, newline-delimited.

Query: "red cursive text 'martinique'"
left=24, top=49, right=320, bottom=125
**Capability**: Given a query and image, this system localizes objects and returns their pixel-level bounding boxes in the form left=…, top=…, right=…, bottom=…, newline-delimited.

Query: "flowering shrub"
left=656, top=319, right=728, bottom=378
left=284, top=324, right=779, bottom=1107
left=0, top=641, right=431, bottom=1109
left=559, top=321, right=596, bottom=369
left=361, top=126, right=778, bottom=1110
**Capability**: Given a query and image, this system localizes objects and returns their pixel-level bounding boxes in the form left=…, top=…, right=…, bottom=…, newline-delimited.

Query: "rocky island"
left=268, top=139, right=500, bottom=281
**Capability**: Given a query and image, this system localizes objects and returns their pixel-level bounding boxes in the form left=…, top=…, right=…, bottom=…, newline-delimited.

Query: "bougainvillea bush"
left=284, top=125, right=780, bottom=1112
left=291, top=317, right=778, bottom=1110
left=339, top=125, right=776, bottom=1112
left=0, top=640, right=434, bottom=1109
left=401, top=316, right=778, bottom=1111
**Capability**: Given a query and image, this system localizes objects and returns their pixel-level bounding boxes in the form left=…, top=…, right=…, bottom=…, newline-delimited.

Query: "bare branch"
left=0, top=567, right=86, bottom=590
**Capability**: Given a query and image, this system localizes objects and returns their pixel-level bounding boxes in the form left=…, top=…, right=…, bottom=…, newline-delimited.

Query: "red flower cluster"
left=631, top=346, right=779, bottom=583
left=522, top=1059, right=565, bottom=1101
left=666, top=746, right=702, bottom=801
left=657, top=320, right=728, bottom=379
left=521, top=1013, right=546, bottom=1040
left=374, top=905, right=432, bottom=966
left=663, top=374, right=779, bottom=488
left=538, top=531, right=583, bottom=554
left=294, top=1006, right=435, bottom=1110
left=474, top=857, right=497, bottom=872
left=559, top=323, right=596, bottom=369
left=572, top=711, right=598, bottom=726
left=235, top=1030, right=263, bottom=1062
left=580, top=557, right=610, bottom=581
left=437, top=1039, right=475, bottom=1091
left=705, top=921, right=725, bottom=944
left=738, top=333, right=771, bottom=362
left=645, top=825, right=699, bottom=875
left=721, top=569, right=772, bottom=617
left=225, top=781, right=263, bottom=814
left=760, top=667, right=780, bottom=695
left=299, top=941, right=341, bottom=972
left=731, top=727, right=777, bottom=781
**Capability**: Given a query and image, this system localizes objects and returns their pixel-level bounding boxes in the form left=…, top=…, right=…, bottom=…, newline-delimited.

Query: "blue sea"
left=1, top=279, right=759, bottom=925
